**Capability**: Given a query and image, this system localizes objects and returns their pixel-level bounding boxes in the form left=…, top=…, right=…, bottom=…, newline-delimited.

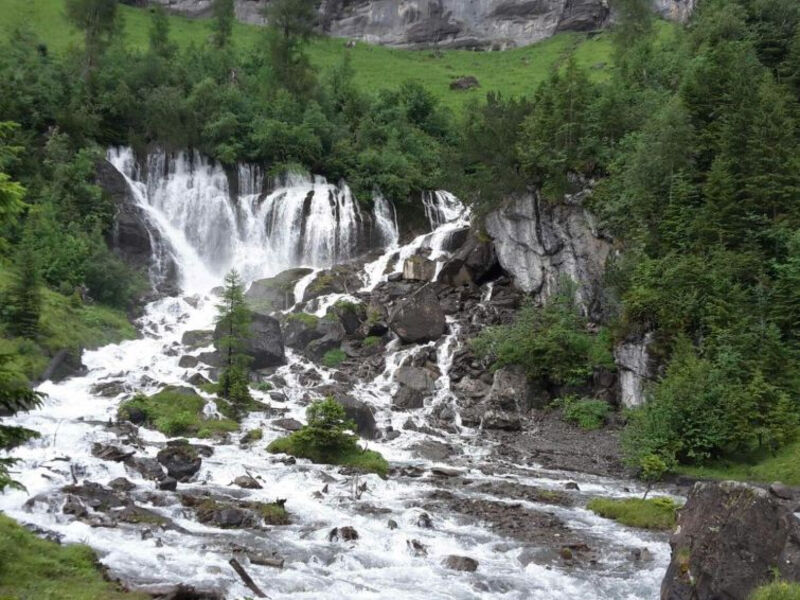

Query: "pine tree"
left=64, top=0, right=119, bottom=72
left=0, top=354, right=42, bottom=492
left=149, top=5, right=176, bottom=59
left=215, top=269, right=252, bottom=411
left=7, top=241, right=41, bottom=339
left=264, top=0, right=317, bottom=95
left=211, top=0, right=235, bottom=49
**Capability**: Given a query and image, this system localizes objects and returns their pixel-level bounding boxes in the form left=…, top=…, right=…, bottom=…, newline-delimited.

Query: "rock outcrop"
left=485, top=190, right=611, bottom=320
left=214, top=312, right=286, bottom=369
left=614, top=333, right=654, bottom=408
left=388, top=285, right=446, bottom=343
left=245, top=268, right=313, bottom=313
left=661, top=480, right=800, bottom=600
left=141, top=0, right=694, bottom=49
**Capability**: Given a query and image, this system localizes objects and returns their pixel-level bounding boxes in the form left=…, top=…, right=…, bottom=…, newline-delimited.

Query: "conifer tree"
left=0, top=354, right=42, bottom=492
left=65, top=0, right=119, bottom=72
left=149, top=5, right=176, bottom=59
left=211, top=0, right=235, bottom=49
left=215, top=269, right=252, bottom=411
left=7, top=241, right=41, bottom=339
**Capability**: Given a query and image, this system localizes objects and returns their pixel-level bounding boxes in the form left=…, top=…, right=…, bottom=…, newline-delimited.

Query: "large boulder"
left=156, top=444, right=202, bottom=481
left=314, top=385, right=377, bottom=439
left=485, top=190, right=612, bottom=320
left=302, top=265, right=362, bottom=303
left=473, top=366, right=532, bottom=431
left=214, top=312, right=286, bottom=369
left=283, top=314, right=324, bottom=349
left=661, top=481, right=800, bottom=600
left=437, top=230, right=499, bottom=287
left=402, top=255, right=436, bottom=282
left=388, top=286, right=446, bottom=344
left=245, top=268, right=313, bottom=313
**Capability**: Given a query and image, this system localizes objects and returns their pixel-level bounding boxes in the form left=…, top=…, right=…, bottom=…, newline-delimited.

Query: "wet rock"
left=245, top=268, right=313, bottom=313
left=182, top=330, right=213, bottom=349
left=482, top=410, right=522, bottom=431
left=769, top=481, right=795, bottom=500
left=90, top=380, right=128, bottom=397
left=394, top=366, right=437, bottom=392
left=437, top=229, right=498, bottom=287
left=388, top=519, right=399, bottom=530
left=178, top=355, right=199, bottom=369
left=124, top=456, right=166, bottom=481
left=187, top=372, right=210, bottom=386
left=91, top=443, right=134, bottom=462
left=409, top=440, right=459, bottom=461
left=62, top=495, right=88, bottom=517
left=430, top=467, right=463, bottom=478
left=565, top=482, right=580, bottom=491
left=144, top=584, right=224, bottom=600
left=391, top=386, right=425, bottom=411
left=631, top=547, right=654, bottom=562
left=417, top=512, right=434, bottom=529
left=328, top=300, right=366, bottom=335
left=180, top=493, right=289, bottom=528
left=215, top=312, right=286, bottom=369
left=233, top=475, right=262, bottom=489
left=313, top=389, right=376, bottom=439
left=197, top=351, right=223, bottom=368
left=388, top=286, right=446, bottom=343
left=158, top=477, right=178, bottom=491
left=109, top=477, right=135, bottom=492
left=407, top=539, right=428, bottom=557
left=328, top=526, right=359, bottom=542
left=402, top=254, right=436, bottom=281
left=662, top=481, right=800, bottom=600
left=247, top=552, right=285, bottom=569
left=283, top=314, right=324, bottom=349
left=443, top=555, right=479, bottom=572
left=41, top=348, right=87, bottom=383
left=156, top=445, right=202, bottom=481
left=302, top=265, right=362, bottom=302
left=272, top=417, right=303, bottom=431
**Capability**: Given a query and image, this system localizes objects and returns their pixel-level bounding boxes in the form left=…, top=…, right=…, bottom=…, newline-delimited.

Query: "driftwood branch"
left=229, top=558, right=267, bottom=598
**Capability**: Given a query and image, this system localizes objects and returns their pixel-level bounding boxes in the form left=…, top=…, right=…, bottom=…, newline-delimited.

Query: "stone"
left=388, top=286, right=446, bottom=343
left=187, top=372, right=210, bottom=386
left=91, top=380, right=128, bottom=397
left=179, top=355, right=199, bottom=369
left=438, top=229, right=498, bottom=287
left=407, top=539, right=428, bottom=557
left=91, top=443, right=134, bottom=462
left=485, top=190, right=612, bottom=320
left=615, top=333, right=655, bottom=408
left=409, top=440, right=457, bottom=461
left=417, top=512, right=434, bottom=529
left=108, top=477, right=135, bottom=492
left=41, top=348, right=87, bottom=383
left=283, top=314, right=324, bottom=349
left=158, top=477, right=178, bottom=491
left=156, top=445, right=202, bottom=481
left=272, top=418, right=303, bottom=432
left=661, top=481, right=800, bottom=600
left=182, top=330, right=213, bottom=349
left=391, top=386, right=425, bottom=411
left=245, top=268, right=313, bottom=313
left=443, top=555, right=479, bottom=572
left=564, top=482, right=580, bottom=491
left=402, top=255, right=436, bottom=281
left=214, top=312, right=286, bottom=369
left=478, top=365, right=531, bottom=431
left=328, top=526, right=359, bottom=542
left=302, top=265, right=362, bottom=303
left=394, top=366, right=437, bottom=392
left=388, top=519, right=399, bottom=530
left=769, top=481, right=795, bottom=500
left=449, top=76, right=480, bottom=90
left=124, top=456, right=166, bottom=481
left=233, top=475, right=262, bottom=489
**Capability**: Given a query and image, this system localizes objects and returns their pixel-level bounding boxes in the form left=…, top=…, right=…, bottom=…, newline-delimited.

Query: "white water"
left=0, top=151, right=668, bottom=599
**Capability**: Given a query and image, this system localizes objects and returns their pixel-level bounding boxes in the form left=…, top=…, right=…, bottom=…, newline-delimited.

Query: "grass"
left=268, top=434, right=388, bottom=476
left=560, top=396, right=609, bottom=430
left=0, top=514, right=148, bottom=600
left=286, top=312, right=319, bottom=328
left=751, top=582, right=800, bottom=600
left=241, top=428, right=263, bottom=443
left=322, top=348, right=346, bottom=368
left=0, top=266, right=136, bottom=381
left=0, top=0, right=678, bottom=113
left=118, top=386, right=238, bottom=438
left=675, top=441, right=800, bottom=487
left=362, top=336, right=382, bottom=347
left=587, top=496, right=680, bottom=531
left=180, top=495, right=289, bottom=527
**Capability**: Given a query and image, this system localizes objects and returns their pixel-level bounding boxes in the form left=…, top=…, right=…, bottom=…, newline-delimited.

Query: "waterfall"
left=107, top=147, right=398, bottom=289
left=422, top=190, right=466, bottom=230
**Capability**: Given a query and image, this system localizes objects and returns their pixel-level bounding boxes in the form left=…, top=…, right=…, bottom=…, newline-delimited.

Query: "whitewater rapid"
left=0, top=149, right=670, bottom=599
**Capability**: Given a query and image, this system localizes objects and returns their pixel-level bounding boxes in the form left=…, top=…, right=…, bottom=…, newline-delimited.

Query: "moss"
left=322, top=348, right=347, bottom=368
left=334, top=299, right=360, bottom=311
left=750, top=582, right=800, bottom=600
left=587, top=496, right=680, bottom=531
left=267, top=434, right=389, bottom=476
left=181, top=495, right=289, bottom=527
left=199, top=382, right=220, bottom=394
left=0, top=514, right=148, bottom=600
left=365, top=308, right=383, bottom=328
left=362, top=336, right=382, bottom=348
left=251, top=381, right=272, bottom=392
left=118, top=386, right=238, bottom=437
left=308, top=273, right=335, bottom=295
left=242, top=428, right=263, bottom=443
left=287, top=312, right=319, bottom=328
left=675, top=440, right=800, bottom=486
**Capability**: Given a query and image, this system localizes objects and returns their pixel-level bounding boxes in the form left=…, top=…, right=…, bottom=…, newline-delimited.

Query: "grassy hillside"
left=0, top=265, right=136, bottom=381
left=0, top=0, right=673, bottom=112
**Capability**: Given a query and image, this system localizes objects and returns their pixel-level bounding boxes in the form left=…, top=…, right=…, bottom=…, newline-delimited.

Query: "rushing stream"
left=0, top=148, right=670, bottom=599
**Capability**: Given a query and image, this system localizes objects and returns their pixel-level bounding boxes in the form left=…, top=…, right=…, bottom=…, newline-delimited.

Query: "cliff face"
left=143, top=0, right=694, bottom=49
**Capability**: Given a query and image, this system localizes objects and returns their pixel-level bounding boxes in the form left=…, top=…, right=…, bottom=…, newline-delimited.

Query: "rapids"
left=0, top=149, right=670, bottom=599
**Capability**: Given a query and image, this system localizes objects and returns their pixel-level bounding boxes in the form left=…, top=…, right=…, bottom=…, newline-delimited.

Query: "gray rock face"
left=614, top=333, right=654, bottom=408
left=437, top=229, right=498, bottom=287
left=661, top=481, right=800, bottom=600
left=442, top=555, right=479, bottom=572
left=403, top=255, right=436, bottom=281
left=485, top=190, right=611, bottom=319
left=245, top=268, right=313, bottom=314
left=157, top=444, right=202, bottom=481
left=144, top=0, right=692, bottom=49
left=214, top=312, right=286, bottom=369
left=388, top=285, right=446, bottom=343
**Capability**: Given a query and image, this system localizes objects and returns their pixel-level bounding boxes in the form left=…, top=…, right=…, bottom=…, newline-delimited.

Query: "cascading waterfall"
left=0, top=149, right=671, bottom=600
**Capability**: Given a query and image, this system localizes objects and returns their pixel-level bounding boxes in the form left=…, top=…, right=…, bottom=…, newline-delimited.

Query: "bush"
left=587, top=496, right=680, bottom=530
left=560, top=396, right=609, bottom=430
left=750, top=582, right=800, bottom=600
left=472, top=290, right=614, bottom=387
left=363, top=335, right=382, bottom=347
left=267, top=397, right=388, bottom=475
left=322, top=348, right=346, bottom=368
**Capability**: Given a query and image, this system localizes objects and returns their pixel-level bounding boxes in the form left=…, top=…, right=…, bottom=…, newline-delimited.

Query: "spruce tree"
left=211, top=0, right=235, bottom=49
left=215, top=269, right=252, bottom=412
left=64, top=0, right=119, bottom=72
left=7, top=241, right=41, bottom=339
left=0, top=354, right=42, bottom=492
left=264, top=0, right=318, bottom=95
left=149, top=5, right=176, bottom=59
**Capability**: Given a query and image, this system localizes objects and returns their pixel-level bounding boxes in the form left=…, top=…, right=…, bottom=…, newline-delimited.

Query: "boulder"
left=394, top=366, right=437, bottom=392
left=272, top=418, right=303, bottom=432
left=402, top=255, right=436, bottom=281
left=245, top=268, right=313, bottom=313
left=233, top=475, right=262, bottom=489
left=124, top=456, right=166, bottom=481
left=91, top=443, right=134, bottom=462
left=328, top=301, right=365, bottom=335
left=156, top=445, right=202, bottom=481
left=476, top=365, right=532, bottom=430
left=449, top=76, right=480, bottom=91
left=392, top=386, right=425, bottom=411
left=328, top=526, right=359, bottom=542
left=388, top=286, right=446, bottom=343
left=661, top=481, right=800, bottom=600
left=91, top=380, right=128, bottom=398
left=283, top=314, right=324, bottom=349
left=108, top=477, right=135, bottom=492
left=214, top=312, right=286, bottom=369
left=178, top=355, right=199, bottom=369
left=182, top=330, right=213, bottom=349
left=158, top=477, right=178, bottom=491
left=437, top=229, right=499, bottom=287
left=443, top=555, right=479, bottom=571
left=302, top=265, right=362, bottom=303
left=40, top=348, right=87, bottom=383
left=315, top=386, right=378, bottom=440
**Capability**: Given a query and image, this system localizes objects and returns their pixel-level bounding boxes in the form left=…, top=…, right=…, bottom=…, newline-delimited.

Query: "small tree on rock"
left=215, top=269, right=252, bottom=412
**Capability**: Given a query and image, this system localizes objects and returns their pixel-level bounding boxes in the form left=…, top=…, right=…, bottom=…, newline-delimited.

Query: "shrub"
left=363, top=335, right=382, bottom=347
left=587, top=496, right=680, bottom=530
left=267, top=397, right=388, bottom=475
left=322, top=348, right=346, bottom=368
left=287, top=312, right=318, bottom=328
left=560, top=396, right=609, bottom=430
left=750, top=582, right=800, bottom=600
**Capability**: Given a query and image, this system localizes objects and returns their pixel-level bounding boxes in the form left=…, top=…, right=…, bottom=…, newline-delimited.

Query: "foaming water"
left=0, top=151, right=668, bottom=599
